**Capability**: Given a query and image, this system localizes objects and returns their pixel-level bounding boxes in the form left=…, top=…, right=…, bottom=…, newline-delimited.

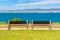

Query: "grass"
left=0, top=30, right=60, bottom=40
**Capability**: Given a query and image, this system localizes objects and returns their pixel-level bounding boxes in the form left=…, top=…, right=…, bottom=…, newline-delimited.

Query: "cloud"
left=0, top=0, right=60, bottom=10
left=14, top=1, right=60, bottom=6
left=12, top=0, right=60, bottom=9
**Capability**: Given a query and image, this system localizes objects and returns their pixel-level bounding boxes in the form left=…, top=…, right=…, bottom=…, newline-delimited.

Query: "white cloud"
left=0, top=0, right=60, bottom=10
left=14, top=1, right=60, bottom=6
left=12, top=0, right=60, bottom=9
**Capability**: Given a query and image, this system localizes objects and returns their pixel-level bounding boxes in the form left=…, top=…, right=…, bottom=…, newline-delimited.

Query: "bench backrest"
left=9, top=21, right=27, bottom=24
left=33, top=21, right=50, bottom=24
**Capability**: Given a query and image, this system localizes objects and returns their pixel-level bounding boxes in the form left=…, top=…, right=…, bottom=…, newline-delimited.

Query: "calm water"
left=0, top=13, right=60, bottom=22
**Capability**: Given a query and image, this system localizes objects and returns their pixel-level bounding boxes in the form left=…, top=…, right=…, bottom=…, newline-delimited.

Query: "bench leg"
left=26, top=25, right=28, bottom=30
left=8, top=25, right=10, bottom=30
left=32, top=25, right=33, bottom=30
left=49, top=25, right=51, bottom=30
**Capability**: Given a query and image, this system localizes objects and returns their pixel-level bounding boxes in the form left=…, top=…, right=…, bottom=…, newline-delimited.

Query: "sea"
left=0, top=13, right=60, bottom=22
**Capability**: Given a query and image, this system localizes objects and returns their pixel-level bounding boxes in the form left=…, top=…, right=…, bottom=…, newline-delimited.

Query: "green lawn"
left=0, top=30, right=60, bottom=40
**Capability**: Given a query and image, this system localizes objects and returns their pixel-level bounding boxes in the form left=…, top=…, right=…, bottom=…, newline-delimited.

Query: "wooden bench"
left=8, top=20, right=28, bottom=30
left=31, top=20, right=52, bottom=30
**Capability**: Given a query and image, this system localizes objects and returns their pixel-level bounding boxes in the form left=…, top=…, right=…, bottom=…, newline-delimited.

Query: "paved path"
left=0, top=28, right=60, bottom=30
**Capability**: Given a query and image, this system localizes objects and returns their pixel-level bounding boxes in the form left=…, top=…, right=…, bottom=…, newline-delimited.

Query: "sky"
left=0, top=0, right=60, bottom=10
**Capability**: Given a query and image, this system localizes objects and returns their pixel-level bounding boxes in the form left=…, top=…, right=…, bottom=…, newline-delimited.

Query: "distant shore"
left=0, top=9, right=60, bottom=13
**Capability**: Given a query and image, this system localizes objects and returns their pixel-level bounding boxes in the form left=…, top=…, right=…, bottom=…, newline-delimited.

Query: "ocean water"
left=0, top=13, right=60, bottom=22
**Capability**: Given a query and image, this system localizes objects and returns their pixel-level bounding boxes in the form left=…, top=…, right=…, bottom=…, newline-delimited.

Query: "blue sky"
left=0, top=0, right=60, bottom=10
